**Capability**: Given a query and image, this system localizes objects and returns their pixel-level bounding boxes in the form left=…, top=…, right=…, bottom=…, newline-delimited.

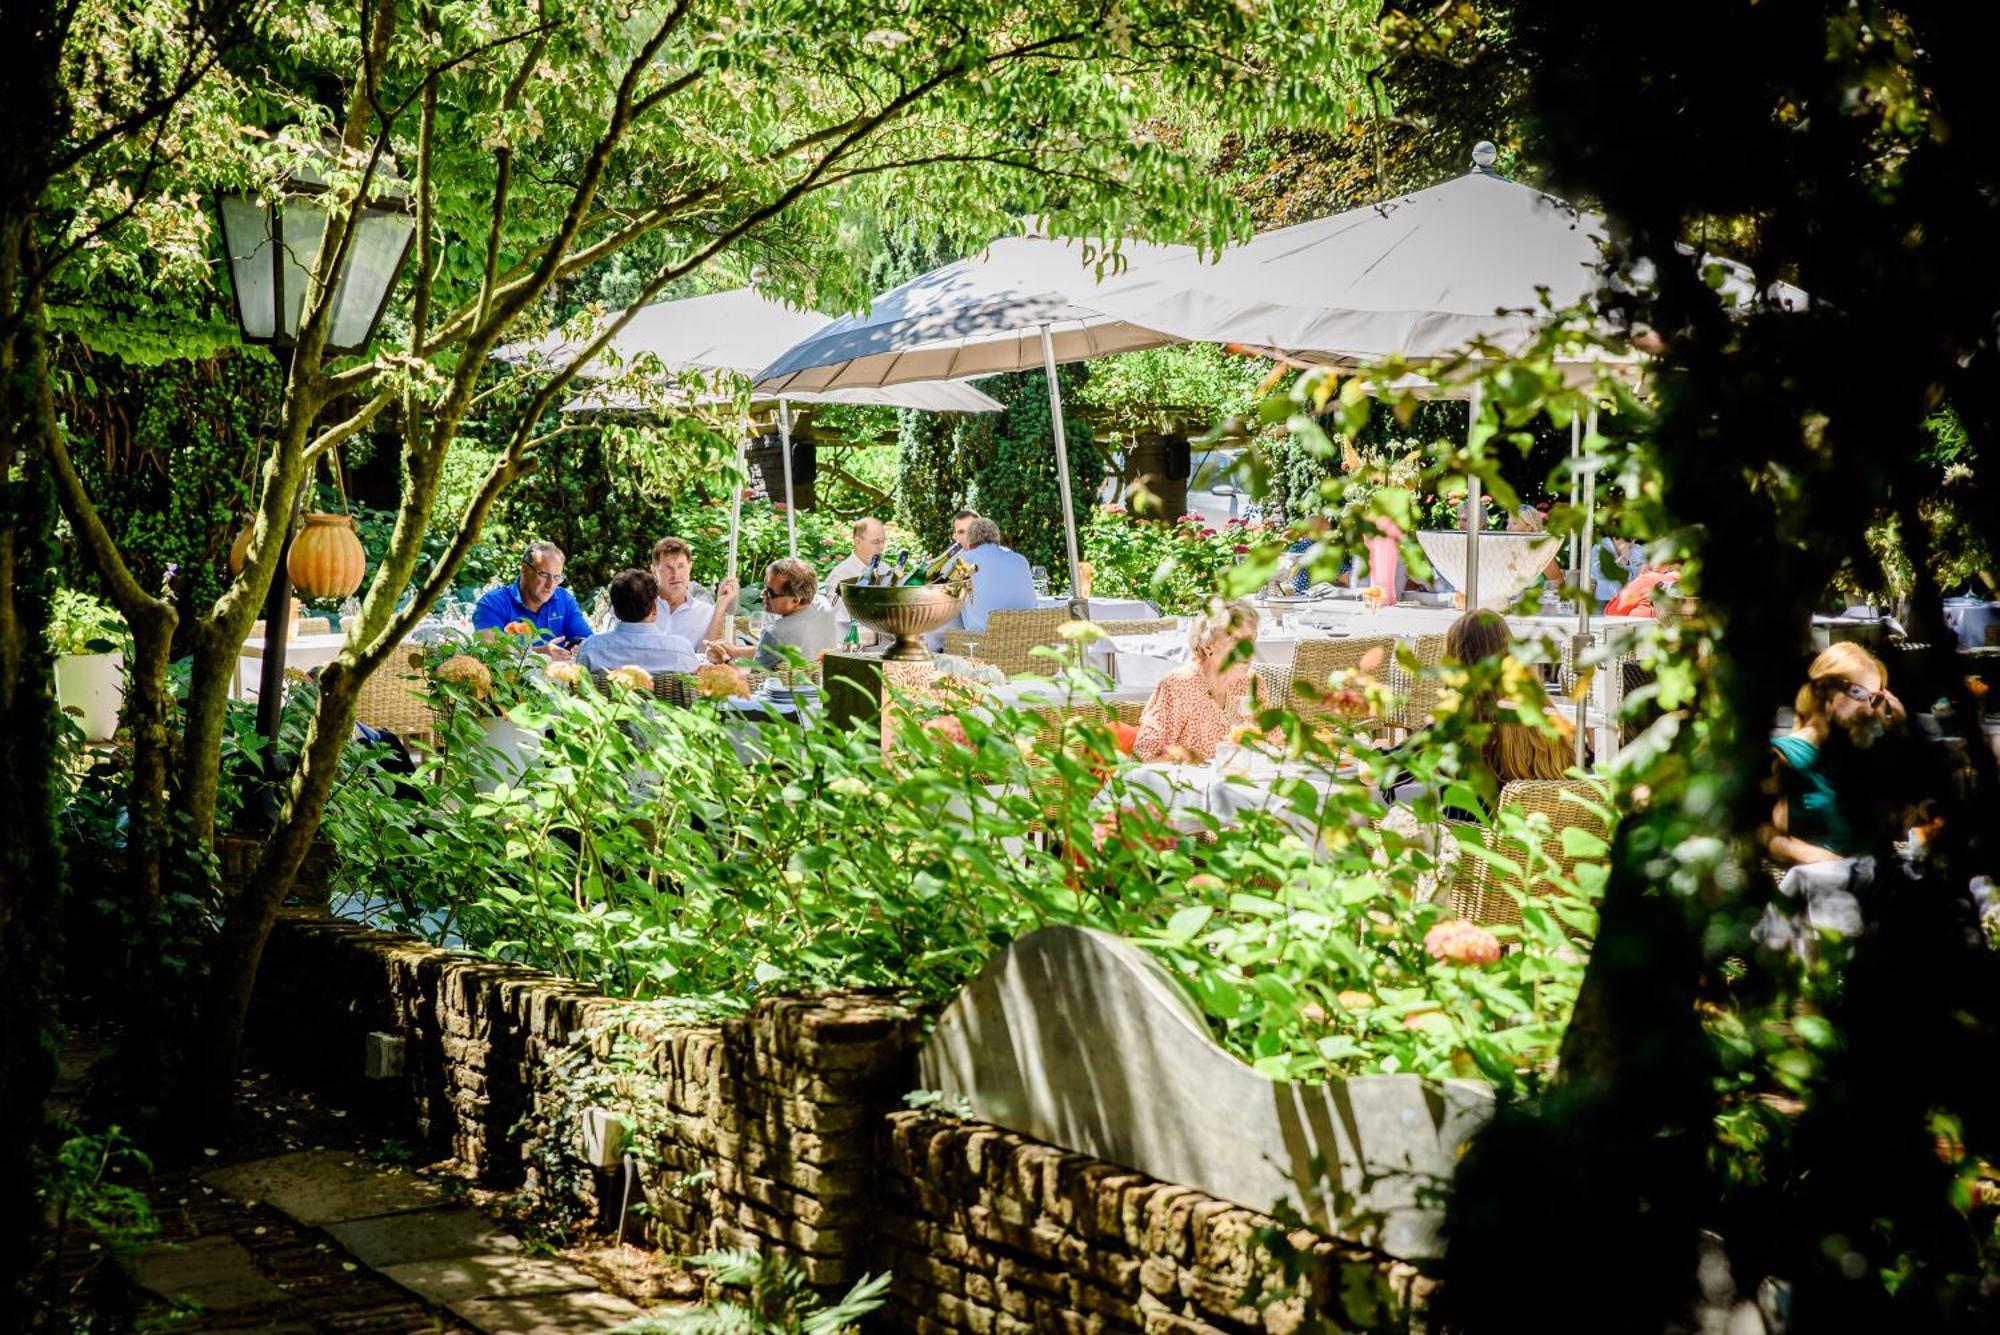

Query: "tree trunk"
left=120, top=606, right=179, bottom=919
left=193, top=657, right=364, bottom=1124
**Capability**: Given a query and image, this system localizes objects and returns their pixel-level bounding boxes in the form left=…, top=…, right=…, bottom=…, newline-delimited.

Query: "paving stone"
left=447, top=1288, right=651, bottom=1334
left=381, top=1253, right=596, bottom=1305
left=325, top=1205, right=521, bottom=1267
left=202, top=1148, right=443, bottom=1226
left=133, top=1235, right=291, bottom=1311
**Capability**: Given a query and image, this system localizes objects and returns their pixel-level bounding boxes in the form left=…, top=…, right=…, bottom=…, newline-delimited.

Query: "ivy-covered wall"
left=894, top=367, right=1104, bottom=574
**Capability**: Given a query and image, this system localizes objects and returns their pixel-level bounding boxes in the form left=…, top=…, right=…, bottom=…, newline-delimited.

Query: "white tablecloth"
left=1101, top=754, right=1352, bottom=842
left=234, top=631, right=351, bottom=699
left=1036, top=595, right=1160, bottom=621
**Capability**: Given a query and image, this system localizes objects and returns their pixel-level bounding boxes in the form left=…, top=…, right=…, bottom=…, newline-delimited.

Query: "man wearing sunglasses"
left=1764, top=642, right=1908, bottom=869
left=471, top=541, right=595, bottom=660
left=703, top=557, right=836, bottom=669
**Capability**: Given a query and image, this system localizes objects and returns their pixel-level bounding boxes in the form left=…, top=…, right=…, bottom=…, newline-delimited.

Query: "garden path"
left=51, top=1027, right=683, bottom=1333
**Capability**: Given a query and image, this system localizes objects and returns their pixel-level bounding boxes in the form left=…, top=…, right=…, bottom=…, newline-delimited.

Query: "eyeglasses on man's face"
left=1840, top=681, right=1886, bottom=709
left=764, top=585, right=791, bottom=602
left=523, top=564, right=564, bottom=587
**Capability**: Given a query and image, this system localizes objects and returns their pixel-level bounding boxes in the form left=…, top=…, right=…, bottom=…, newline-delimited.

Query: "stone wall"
left=250, top=912, right=1427, bottom=1327
left=875, top=1111, right=1429, bottom=1334
left=250, top=911, right=917, bottom=1287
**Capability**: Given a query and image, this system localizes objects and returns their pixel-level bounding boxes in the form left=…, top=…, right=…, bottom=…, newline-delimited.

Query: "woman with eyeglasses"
left=1762, top=642, right=1906, bottom=866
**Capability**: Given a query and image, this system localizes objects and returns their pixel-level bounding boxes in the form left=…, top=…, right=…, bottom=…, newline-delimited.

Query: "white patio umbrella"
left=753, top=236, right=1193, bottom=601
left=1086, top=142, right=1803, bottom=607
left=495, top=287, right=999, bottom=567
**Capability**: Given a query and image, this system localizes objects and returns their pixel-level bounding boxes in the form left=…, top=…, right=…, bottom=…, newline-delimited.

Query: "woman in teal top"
left=1762, top=643, right=1904, bottom=865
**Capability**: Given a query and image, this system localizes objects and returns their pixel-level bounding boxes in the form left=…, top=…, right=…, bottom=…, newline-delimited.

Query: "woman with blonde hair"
left=1762, top=641, right=1904, bottom=865
left=1133, top=599, right=1265, bottom=763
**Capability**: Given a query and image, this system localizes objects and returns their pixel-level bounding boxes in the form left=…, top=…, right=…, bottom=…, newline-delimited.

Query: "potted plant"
left=48, top=589, right=127, bottom=742
left=423, top=622, right=556, bottom=787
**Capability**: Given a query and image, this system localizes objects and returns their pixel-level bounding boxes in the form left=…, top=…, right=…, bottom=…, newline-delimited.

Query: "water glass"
left=1030, top=566, right=1051, bottom=597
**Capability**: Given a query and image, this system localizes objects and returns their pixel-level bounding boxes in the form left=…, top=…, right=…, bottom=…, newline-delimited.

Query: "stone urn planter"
left=473, top=714, right=542, bottom=790
left=54, top=651, right=124, bottom=742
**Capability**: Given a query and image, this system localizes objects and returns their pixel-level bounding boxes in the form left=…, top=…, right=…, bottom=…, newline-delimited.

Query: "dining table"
left=1097, top=749, right=1358, bottom=845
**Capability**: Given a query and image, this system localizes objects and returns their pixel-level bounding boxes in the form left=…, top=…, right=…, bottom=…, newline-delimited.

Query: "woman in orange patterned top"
left=1133, top=600, right=1263, bottom=763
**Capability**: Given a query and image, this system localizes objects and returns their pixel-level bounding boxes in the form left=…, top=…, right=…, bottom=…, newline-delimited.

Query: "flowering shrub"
left=324, top=653, right=1607, bottom=1093
left=423, top=625, right=547, bottom=719
left=692, top=663, right=750, bottom=700
left=603, top=664, right=654, bottom=692
left=1083, top=507, right=1286, bottom=612
left=1424, top=918, right=1504, bottom=966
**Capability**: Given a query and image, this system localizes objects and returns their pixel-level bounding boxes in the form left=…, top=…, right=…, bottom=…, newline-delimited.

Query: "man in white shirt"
left=823, top=516, right=888, bottom=642
left=652, top=536, right=738, bottom=648
left=576, top=569, right=698, bottom=674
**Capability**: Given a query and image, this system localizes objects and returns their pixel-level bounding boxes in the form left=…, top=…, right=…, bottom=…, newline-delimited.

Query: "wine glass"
left=1030, top=565, right=1051, bottom=597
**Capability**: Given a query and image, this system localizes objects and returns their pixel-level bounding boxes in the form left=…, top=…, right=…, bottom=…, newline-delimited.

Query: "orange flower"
left=693, top=663, right=750, bottom=699
left=1424, top=918, right=1502, bottom=965
left=502, top=618, right=536, bottom=639
left=434, top=654, right=493, bottom=698
left=922, top=715, right=970, bottom=748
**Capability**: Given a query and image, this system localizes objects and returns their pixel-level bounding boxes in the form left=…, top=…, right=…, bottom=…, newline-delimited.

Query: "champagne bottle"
left=879, top=550, right=909, bottom=586
left=915, top=541, right=963, bottom=584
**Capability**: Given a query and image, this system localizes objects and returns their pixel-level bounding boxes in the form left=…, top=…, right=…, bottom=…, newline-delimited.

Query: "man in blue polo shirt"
left=472, top=541, right=593, bottom=659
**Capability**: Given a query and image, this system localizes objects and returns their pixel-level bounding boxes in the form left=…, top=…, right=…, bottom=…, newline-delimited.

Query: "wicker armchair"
left=1387, top=633, right=1448, bottom=734
left=1092, top=617, right=1182, bottom=638
left=1445, top=778, right=1613, bottom=932
left=1290, top=636, right=1397, bottom=735
left=941, top=608, right=1075, bottom=676
left=353, top=643, right=440, bottom=749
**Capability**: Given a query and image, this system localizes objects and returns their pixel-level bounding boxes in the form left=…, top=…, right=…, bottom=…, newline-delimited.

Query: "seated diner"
left=1132, top=599, right=1265, bottom=764
left=1383, top=609, right=1575, bottom=809
left=704, top=557, right=838, bottom=670
left=575, top=569, right=698, bottom=675
left=472, top=541, right=593, bottom=659
left=652, top=536, right=736, bottom=647
left=1762, top=642, right=1905, bottom=867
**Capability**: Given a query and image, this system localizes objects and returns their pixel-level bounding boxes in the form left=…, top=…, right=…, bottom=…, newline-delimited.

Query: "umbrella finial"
left=1471, top=141, right=1499, bottom=172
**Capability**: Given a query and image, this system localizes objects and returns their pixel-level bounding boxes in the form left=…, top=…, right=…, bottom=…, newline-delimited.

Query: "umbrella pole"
left=726, top=431, right=746, bottom=588
left=1039, top=323, right=1087, bottom=615
left=1567, top=413, right=1581, bottom=591
left=1573, top=406, right=1599, bottom=768
left=778, top=397, right=798, bottom=560
left=1464, top=382, right=1484, bottom=609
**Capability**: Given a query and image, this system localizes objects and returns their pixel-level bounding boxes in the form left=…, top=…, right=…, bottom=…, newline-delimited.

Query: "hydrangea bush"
left=323, top=655, right=1606, bottom=1094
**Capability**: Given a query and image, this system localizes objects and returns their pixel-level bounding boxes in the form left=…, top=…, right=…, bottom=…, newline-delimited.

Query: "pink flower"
left=1199, top=527, right=1218, bottom=538
left=922, top=715, right=970, bottom=748
left=773, top=501, right=788, bottom=512
left=1424, top=919, right=1502, bottom=966
left=1233, top=544, right=1250, bottom=555
left=1225, top=517, right=1248, bottom=528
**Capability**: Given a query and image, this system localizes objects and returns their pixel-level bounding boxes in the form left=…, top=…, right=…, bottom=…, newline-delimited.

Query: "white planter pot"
left=473, top=714, right=542, bottom=790
left=54, top=652, right=125, bottom=742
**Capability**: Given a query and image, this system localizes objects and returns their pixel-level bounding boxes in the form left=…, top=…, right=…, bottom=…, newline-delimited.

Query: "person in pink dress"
left=1133, top=600, right=1265, bottom=763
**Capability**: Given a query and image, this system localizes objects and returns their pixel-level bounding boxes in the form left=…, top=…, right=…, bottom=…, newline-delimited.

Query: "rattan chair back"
left=353, top=643, right=440, bottom=748
left=955, top=608, right=1075, bottom=676
left=1446, top=778, right=1611, bottom=931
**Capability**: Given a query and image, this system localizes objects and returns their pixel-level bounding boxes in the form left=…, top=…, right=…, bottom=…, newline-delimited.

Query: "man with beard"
left=1763, top=642, right=1908, bottom=867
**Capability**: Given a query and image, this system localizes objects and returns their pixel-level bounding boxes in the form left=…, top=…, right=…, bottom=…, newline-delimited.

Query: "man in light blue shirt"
left=928, top=517, right=1039, bottom=650
left=575, top=569, right=697, bottom=675
left=472, top=541, right=594, bottom=657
